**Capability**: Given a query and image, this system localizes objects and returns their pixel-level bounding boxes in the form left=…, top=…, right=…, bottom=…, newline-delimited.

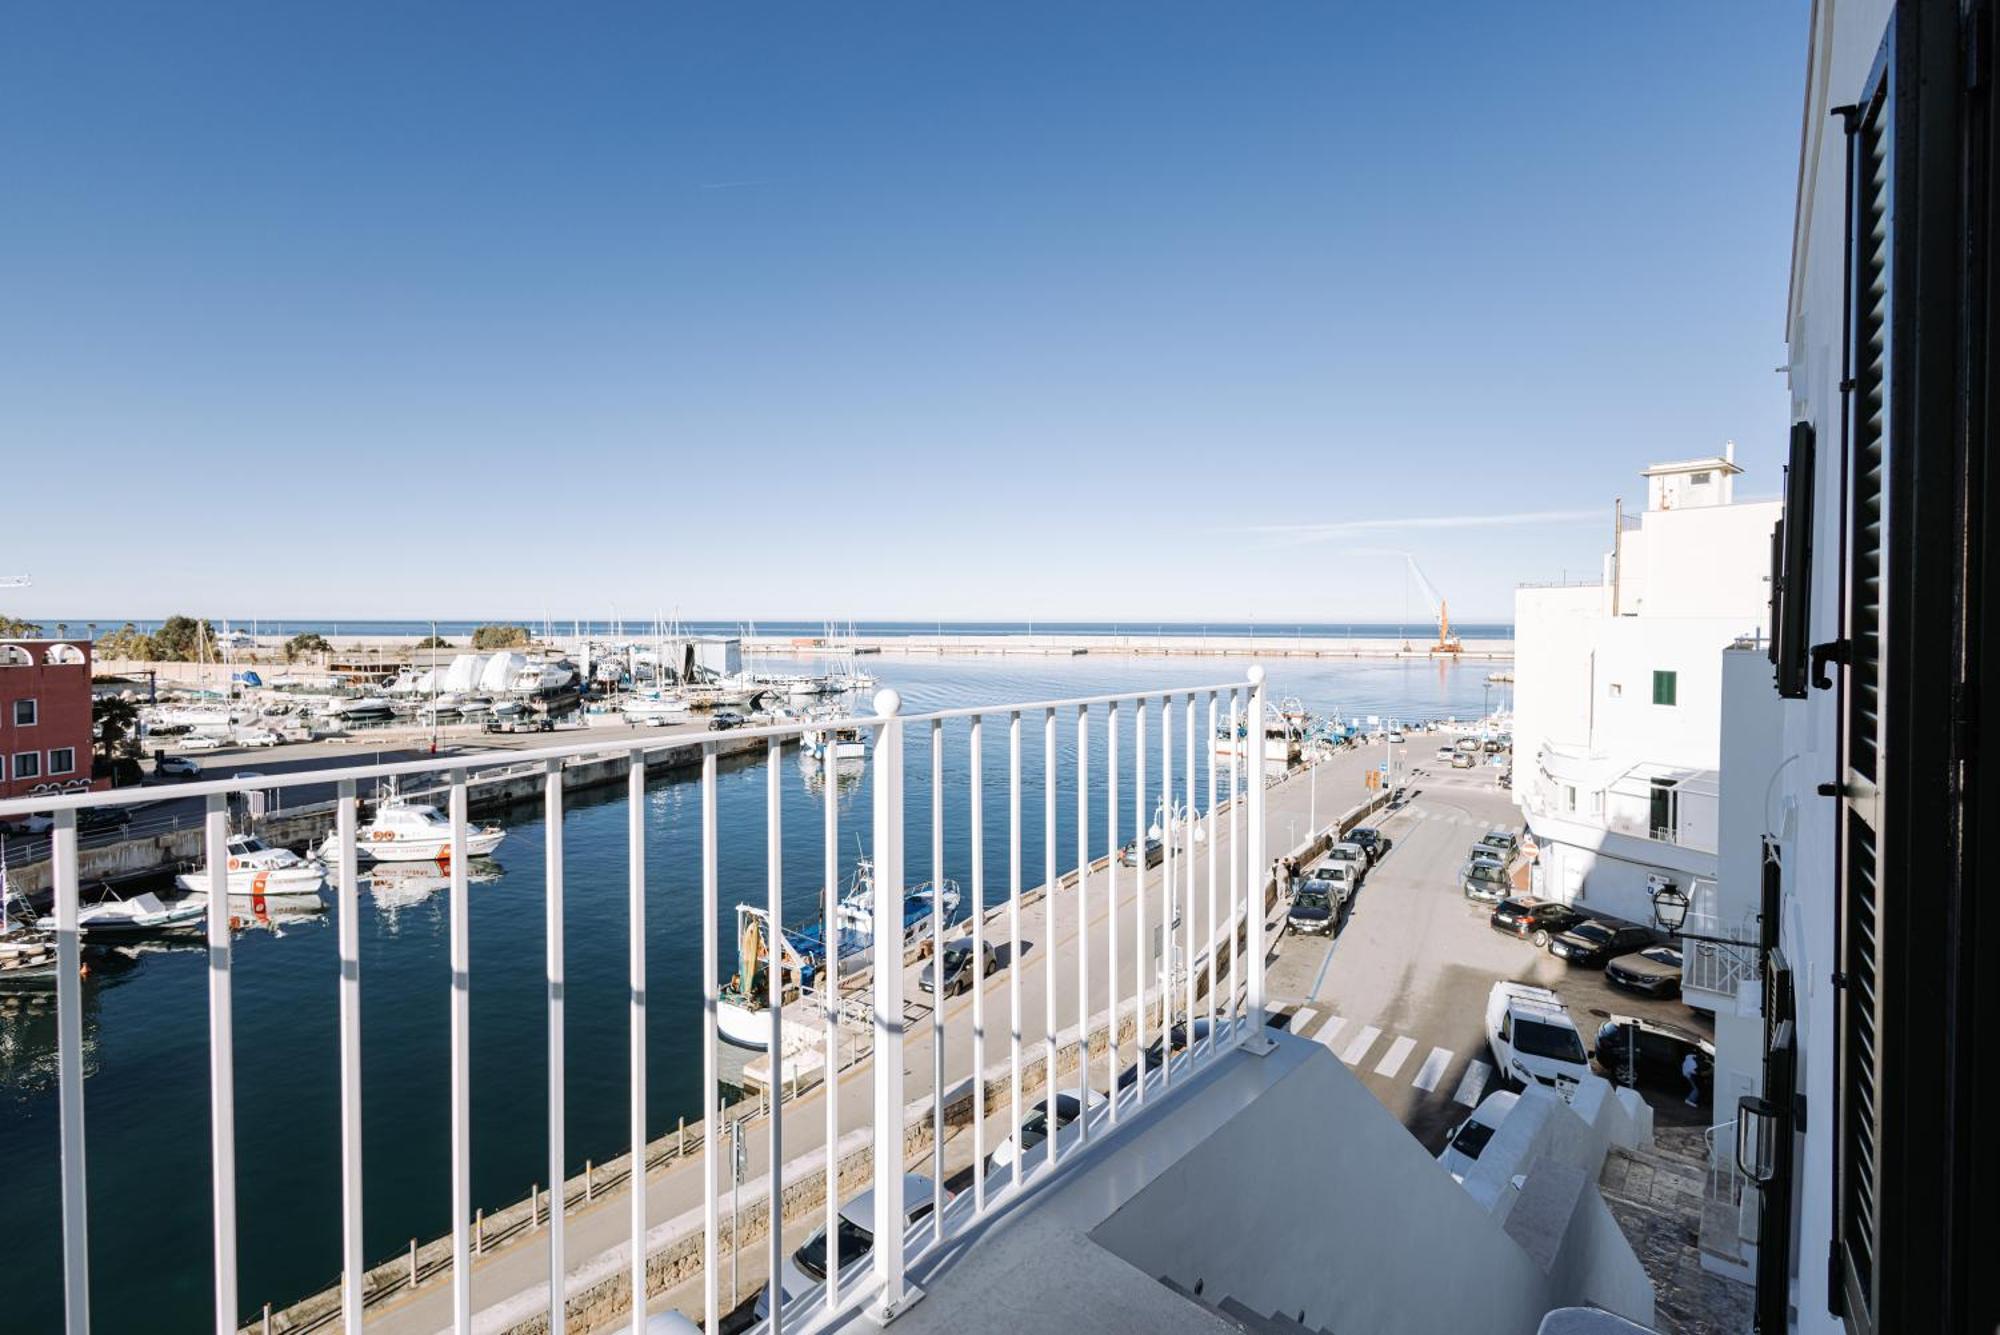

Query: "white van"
left=1484, top=982, right=1591, bottom=1099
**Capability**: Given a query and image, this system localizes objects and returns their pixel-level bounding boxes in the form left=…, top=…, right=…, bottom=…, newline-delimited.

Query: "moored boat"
left=174, top=834, right=328, bottom=901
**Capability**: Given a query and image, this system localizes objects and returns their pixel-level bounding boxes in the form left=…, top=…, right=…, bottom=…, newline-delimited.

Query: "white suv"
left=1484, top=982, right=1592, bottom=1099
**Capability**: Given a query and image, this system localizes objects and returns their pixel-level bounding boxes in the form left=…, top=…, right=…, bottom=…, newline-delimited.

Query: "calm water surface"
left=0, top=654, right=1498, bottom=1332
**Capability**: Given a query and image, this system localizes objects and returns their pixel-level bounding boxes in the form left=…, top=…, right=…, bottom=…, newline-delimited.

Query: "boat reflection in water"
left=366, top=857, right=505, bottom=931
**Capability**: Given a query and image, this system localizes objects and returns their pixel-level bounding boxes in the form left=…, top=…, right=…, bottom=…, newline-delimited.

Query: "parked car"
left=155, top=754, right=202, bottom=778
left=0, top=813, right=55, bottom=836
left=1547, top=920, right=1655, bottom=968
left=1488, top=896, right=1585, bottom=946
left=179, top=734, right=225, bottom=751
left=1346, top=827, right=1390, bottom=861
left=1485, top=982, right=1592, bottom=1097
left=1321, top=842, right=1368, bottom=877
left=920, top=937, right=997, bottom=996
left=1476, top=831, right=1519, bottom=858
left=1457, top=736, right=1482, bottom=752
left=1467, top=847, right=1506, bottom=870
left=77, top=808, right=131, bottom=835
left=235, top=728, right=282, bottom=748
left=755, top=1175, right=944, bottom=1320
left=707, top=710, right=748, bottom=731
left=1119, top=838, right=1164, bottom=868
left=1460, top=859, right=1512, bottom=902
left=1386, top=730, right=1405, bottom=742
left=1438, top=1090, right=1521, bottom=1183
left=1605, top=945, right=1685, bottom=998
left=1592, top=1016, right=1714, bottom=1103
left=1483, top=738, right=1504, bottom=754
left=1434, top=746, right=1457, bottom=764
left=1287, top=884, right=1338, bottom=935
left=1451, top=751, right=1475, bottom=769
left=1303, top=861, right=1358, bottom=904
left=987, top=1087, right=1106, bottom=1175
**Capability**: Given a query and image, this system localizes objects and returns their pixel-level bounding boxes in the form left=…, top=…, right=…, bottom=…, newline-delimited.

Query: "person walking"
left=1682, top=1051, right=1702, bottom=1107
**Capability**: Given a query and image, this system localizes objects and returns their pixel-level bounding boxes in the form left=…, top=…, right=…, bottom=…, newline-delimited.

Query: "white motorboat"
left=37, top=891, right=207, bottom=940
left=800, top=724, right=868, bottom=765
left=322, top=802, right=506, bottom=863
left=174, top=835, right=328, bottom=902
left=621, top=692, right=691, bottom=724
left=323, top=695, right=393, bottom=720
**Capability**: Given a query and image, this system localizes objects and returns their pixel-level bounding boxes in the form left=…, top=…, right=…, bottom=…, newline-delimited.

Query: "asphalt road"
left=1262, top=760, right=1716, bottom=1158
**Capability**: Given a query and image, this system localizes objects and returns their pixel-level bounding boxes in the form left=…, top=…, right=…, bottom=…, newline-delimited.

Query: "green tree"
left=93, top=696, right=142, bottom=759
left=0, top=615, right=44, bottom=637
left=285, top=631, right=332, bottom=661
left=470, top=624, right=530, bottom=650
left=415, top=634, right=451, bottom=649
left=151, top=615, right=216, bottom=662
left=96, top=623, right=157, bottom=660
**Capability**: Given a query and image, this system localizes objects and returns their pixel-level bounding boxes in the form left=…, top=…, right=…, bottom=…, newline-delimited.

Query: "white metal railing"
left=1681, top=910, right=1761, bottom=998
left=5, top=668, right=1273, bottom=1335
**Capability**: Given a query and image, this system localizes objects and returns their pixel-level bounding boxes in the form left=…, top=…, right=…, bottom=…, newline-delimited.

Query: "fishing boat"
left=174, top=834, right=328, bottom=902
left=37, top=891, right=207, bottom=940
left=716, top=859, right=962, bottom=1049
left=319, top=800, right=506, bottom=863
left=799, top=723, right=869, bottom=766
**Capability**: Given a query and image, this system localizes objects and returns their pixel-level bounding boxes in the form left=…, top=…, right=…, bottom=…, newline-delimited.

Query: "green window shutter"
left=1651, top=670, right=1677, bottom=706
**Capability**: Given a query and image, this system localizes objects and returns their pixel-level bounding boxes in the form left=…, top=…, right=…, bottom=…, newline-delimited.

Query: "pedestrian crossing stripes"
left=1287, top=1007, right=1318, bottom=1034
left=1372, top=1035, right=1417, bottom=1079
left=1452, top=1060, right=1493, bottom=1108
left=1339, top=1025, right=1382, bottom=1065
left=1313, top=1016, right=1347, bottom=1050
left=1412, top=1046, right=1454, bottom=1093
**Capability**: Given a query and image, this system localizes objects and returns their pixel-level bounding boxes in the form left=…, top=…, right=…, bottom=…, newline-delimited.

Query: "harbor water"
left=0, top=653, right=1501, bottom=1333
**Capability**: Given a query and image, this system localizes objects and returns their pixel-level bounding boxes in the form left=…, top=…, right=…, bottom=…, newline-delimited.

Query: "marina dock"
left=249, top=743, right=1402, bottom=1334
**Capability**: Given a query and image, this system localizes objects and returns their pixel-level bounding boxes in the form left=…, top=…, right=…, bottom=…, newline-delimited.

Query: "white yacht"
left=37, top=891, right=207, bottom=940
left=174, top=835, right=328, bottom=902
left=321, top=802, right=506, bottom=863
left=621, top=692, right=691, bottom=724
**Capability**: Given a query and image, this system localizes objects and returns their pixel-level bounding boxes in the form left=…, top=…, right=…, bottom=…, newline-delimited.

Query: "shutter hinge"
left=1831, top=103, right=1861, bottom=130
left=1811, top=639, right=1848, bottom=691
left=1794, top=1092, right=1808, bottom=1134
left=1831, top=971, right=1848, bottom=989
left=1838, top=376, right=1857, bottom=393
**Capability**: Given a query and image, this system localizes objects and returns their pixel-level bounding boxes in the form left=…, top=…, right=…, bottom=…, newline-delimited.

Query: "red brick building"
left=0, top=639, right=101, bottom=800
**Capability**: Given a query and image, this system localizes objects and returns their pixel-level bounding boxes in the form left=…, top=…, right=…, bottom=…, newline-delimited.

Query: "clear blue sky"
left=1, top=2, right=1806, bottom=624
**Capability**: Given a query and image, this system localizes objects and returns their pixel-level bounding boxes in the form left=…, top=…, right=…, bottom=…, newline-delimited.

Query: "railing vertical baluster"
left=449, top=770, right=472, bottom=1331
left=1134, top=699, right=1147, bottom=1104
left=1184, top=694, right=1196, bottom=1063
left=1075, top=703, right=1088, bottom=1148
left=545, top=762, right=567, bottom=1334
left=205, top=791, right=238, bottom=1335
left=1245, top=669, right=1273, bottom=1050
left=1204, top=693, right=1218, bottom=1058
left=1007, top=709, right=1023, bottom=1190
left=700, top=744, right=720, bottom=1335
left=336, top=779, right=364, bottom=1334
left=1228, top=692, right=1243, bottom=1044
left=53, top=809, right=89, bottom=1335
left=868, top=690, right=912, bottom=1320
left=1041, top=706, right=1058, bottom=1173
left=627, top=757, right=647, bottom=1328
left=930, top=718, right=945, bottom=1235
left=1158, top=695, right=1172, bottom=1089
left=969, top=714, right=987, bottom=1212
left=1105, top=702, right=1118, bottom=1125
left=765, top=735, right=784, bottom=1334
left=823, top=724, right=842, bottom=1307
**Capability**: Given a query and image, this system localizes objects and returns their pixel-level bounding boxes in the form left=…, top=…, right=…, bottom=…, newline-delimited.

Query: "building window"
left=13, top=698, right=35, bottom=726
left=1652, top=670, right=1678, bottom=706
left=1565, top=784, right=1577, bottom=812
left=1650, top=778, right=1678, bottom=841
left=48, top=747, right=75, bottom=776
left=12, top=751, right=40, bottom=781
left=1692, top=471, right=1712, bottom=485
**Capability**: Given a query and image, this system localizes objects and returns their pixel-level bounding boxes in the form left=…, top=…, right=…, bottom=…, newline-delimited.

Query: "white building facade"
left=1512, top=453, right=1781, bottom=932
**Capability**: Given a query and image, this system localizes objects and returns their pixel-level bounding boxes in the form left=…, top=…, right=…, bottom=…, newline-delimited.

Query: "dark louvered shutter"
left=1834, top=27, right=1894, bottom=1332
left=1774, top=422, right=1816, bottom=698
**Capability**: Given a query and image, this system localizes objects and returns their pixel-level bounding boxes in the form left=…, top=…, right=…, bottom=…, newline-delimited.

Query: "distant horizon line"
left=6, top=615, right=1517, bottom=636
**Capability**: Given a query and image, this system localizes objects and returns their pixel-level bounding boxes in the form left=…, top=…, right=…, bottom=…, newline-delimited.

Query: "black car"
left=1605, top=945, right=1685, bottom=997
left=1547, top=919, right=1655, bottom=967
left=707, top=710, right=748, bottom=731
left=1347, top=827, right=1391, bottom=861
left=78, top=808, right=132, bottom=835
left=1488, top=896, right=1585, bottom=946
left=920, top=937, right=997, bottom=996
left=1287, top=886, right=1337, bottom=935
left=1592, top=1017, right=1714, bottom=1103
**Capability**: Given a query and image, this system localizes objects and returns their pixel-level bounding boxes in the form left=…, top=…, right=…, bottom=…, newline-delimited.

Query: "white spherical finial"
left=1246, top=664, right=1266, bottom=686
left=873, top=688, right=902, bottom=718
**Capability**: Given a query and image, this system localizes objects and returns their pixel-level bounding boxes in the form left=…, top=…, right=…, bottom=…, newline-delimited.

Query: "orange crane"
left=1407, top=557, right=1462, bottom=656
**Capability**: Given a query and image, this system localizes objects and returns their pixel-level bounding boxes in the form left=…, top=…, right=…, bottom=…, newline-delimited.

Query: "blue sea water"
left=24, top=617, right=1513, bottom=641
